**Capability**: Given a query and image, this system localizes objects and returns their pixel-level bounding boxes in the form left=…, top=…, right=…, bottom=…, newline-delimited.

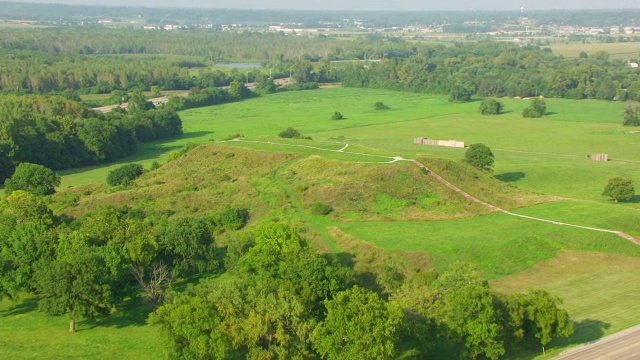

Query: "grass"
left=0, top=296, right=164, bottom=359
left=335, top=213, right=640, bottom=280
left=493, top=250, right=640, bottom=359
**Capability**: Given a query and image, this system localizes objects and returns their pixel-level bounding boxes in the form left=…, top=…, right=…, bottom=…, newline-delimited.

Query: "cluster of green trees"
left=166, top=80, right=254, bottom=111
left=339, top=42, right=640, bottom=101
left=0, top=93, right=182, bottom=183
left=152, top=224, right=573, bottom=359
left=0, top=192, right=251, bottom=332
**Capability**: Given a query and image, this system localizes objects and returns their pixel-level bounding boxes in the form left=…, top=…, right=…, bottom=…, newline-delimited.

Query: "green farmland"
left=9, top=86, right=640, bottom=359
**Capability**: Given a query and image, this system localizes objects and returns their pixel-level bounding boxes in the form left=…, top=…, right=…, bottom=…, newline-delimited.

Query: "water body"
left=216, top=63, right=262, bottom=69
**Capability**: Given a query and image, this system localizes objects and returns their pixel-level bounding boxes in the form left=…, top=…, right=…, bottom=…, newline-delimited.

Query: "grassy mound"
left=58, top=145, right=300, bottom=219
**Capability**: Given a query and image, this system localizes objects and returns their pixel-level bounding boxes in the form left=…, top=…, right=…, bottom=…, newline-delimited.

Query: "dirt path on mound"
left=219, top=139, right=640, bottom=245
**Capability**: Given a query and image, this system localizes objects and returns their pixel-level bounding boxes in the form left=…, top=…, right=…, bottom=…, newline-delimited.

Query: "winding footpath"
left=222, top=139, right=640, bottom=245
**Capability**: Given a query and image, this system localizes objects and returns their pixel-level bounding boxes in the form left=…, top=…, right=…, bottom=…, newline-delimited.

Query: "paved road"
left=554, top=325, right=640, bottom=360
left=92, top=77, right=291, bottom=113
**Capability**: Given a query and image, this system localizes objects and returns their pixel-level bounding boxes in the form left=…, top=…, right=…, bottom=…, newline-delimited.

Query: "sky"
left=7, top=0, right=640, bottom=11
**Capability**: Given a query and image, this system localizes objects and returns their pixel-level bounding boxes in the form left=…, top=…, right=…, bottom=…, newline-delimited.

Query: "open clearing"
left=545, top=41, right=640, bottom=59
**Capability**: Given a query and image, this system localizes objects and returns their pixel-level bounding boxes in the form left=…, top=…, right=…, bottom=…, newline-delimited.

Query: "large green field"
left=26, top=86, right=640, bottom=358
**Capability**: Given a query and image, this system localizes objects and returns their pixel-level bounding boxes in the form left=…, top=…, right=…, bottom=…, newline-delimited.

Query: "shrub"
left=150, top=161, right=161, bottom=171
left=216, top=207, right=250, bottom=230
left=374, top=102, right=390, bottom=110
left=279, top=127, right=302, bottom=139
left=312, top=202, right=333, bottom=215
left=522, top=98, right=547, bottom=118
left=479, top=99, right=503, bottom=115
left=107, top=163, right=144, bottom=186
left=331, top=112, right=344, bottom=120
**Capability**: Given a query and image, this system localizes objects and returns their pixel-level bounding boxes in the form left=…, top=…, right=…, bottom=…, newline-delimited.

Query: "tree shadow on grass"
left=0, top=297, right=39, bottom=317
left=179, top=130, right=214, bottom=140
left=624, top=194, right=640, bottom=203
left=495, top=172, right=525, bottom=183
left=554, top=318, right=611, bottom=347
left=80, top=298, right=153, bottom=331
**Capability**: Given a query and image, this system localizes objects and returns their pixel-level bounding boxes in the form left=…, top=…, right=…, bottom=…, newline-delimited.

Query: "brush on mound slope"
left=57, top=145, right=301, bottom=219
left=284, top=156, right=549, bottom=222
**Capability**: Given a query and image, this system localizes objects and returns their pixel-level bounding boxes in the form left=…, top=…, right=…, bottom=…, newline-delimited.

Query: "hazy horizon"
left=5, top=0, right=640, bottom=11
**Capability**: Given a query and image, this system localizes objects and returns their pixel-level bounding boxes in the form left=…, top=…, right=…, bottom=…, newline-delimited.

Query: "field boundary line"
left=218, top=139, right=640, bottom=245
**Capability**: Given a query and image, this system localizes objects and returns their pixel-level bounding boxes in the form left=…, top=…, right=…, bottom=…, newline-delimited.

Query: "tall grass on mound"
left=57, top=145, right=300, bottom=219
left=283, top=156, right=493, bottom=221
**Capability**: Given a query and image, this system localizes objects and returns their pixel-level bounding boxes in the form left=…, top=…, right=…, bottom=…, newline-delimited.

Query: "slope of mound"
left=56, top=144, right=550, bottom=225
left=59, top=145, right=300, bottom=219
left=284, top=156, right=550, bottom=222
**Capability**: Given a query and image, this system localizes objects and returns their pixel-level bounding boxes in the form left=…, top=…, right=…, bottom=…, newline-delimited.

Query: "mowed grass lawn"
left=493, top=250, right=640, bottom=359
left=0, top=297, right=164, bottom=359
left=544, top=42, right=640, bottom=59
left=335, top=213, right=640, bottom=280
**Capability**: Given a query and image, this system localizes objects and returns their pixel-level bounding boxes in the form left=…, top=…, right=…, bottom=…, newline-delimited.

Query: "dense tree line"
left=0, top=28, right=348, bottom=61
left=0, top=50, right=235, bottom=95
left=339, top=42, right=640, bottom=101
left=0, top=94, right=182, bottom=183
left=152, top=224, right=573, bottom=359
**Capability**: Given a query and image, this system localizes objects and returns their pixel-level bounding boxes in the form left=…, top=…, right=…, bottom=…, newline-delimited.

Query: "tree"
left=254, top=74, right=277, bottom=94
left=160, top=216, right=216, bottom=273
left=448, top=82, right=474, bottom=103
left=1, top=190, right=54, bottom=225
left=522, top=98, right=547, bottom=118
left=314, top=286, right=402, bottom=360
left=127, top=88, right=154, bottom=113
left=34, top=232, right=118, bottom=332
left=106, top=163, right=144, bottom=186
left=150, top=286, right=230, bottom=360
left=479, top=99, right=504, bottom=115
left=464, top=143, right=494, bottom=172
left=520, top=290, right=573, bottom=354
left=4, top=163, right=60, bottom=196
left=433, top=262, right=506, bottom=360
left=228, top=79, right=251, bottom=100
left=602, top=177, right=635, bottom=202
